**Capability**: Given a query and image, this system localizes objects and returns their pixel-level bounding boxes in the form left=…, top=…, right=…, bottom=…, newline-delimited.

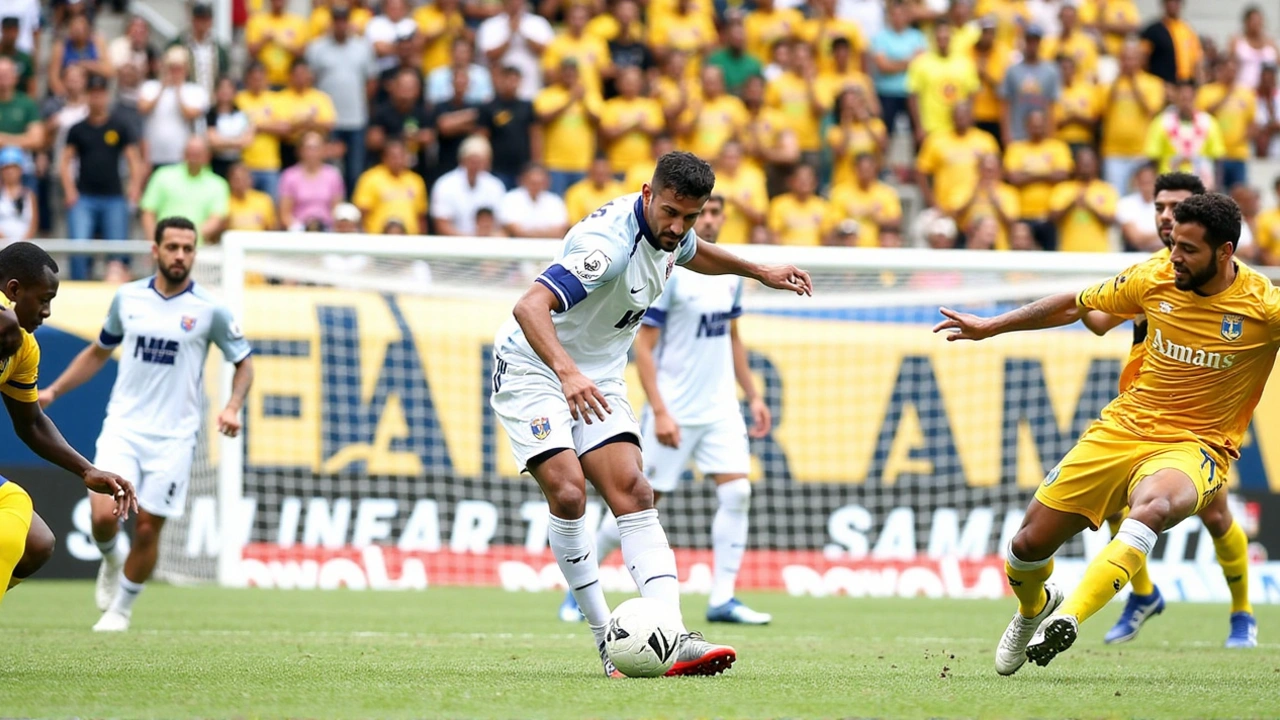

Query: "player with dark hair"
left=41, top=216, right=254, bottom=631
left=0, top=242, right=136, bottom=606
left=492, top=151, right=810, bottom=676
left=936, top=192, right=1270, bottom=671
left=1078, top=172, right=1257, bottom=647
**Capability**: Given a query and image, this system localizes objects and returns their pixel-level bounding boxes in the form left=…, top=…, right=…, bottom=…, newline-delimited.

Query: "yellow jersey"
left=1078, top=258, right=1280, bottom=459
left=1256, top=209, right=1280, bottom=257
left=798, top=17, right=865, bottom=74
left=414, top=4, right=466, bottom=73
left=235, top=90, right=285, bottom=171
left=679, top=94, right=748, bottom=160
left=916, top=127, right=999, bottom=208
left=1050, top=180, right=1119, bottom=252
left=1055, top=78, right=1100, bottom=146
left=744, top=8, right=804, bottom=63
left=648, top=11, right=717, bottom=56
left=765, top=71, right=824, bottom=152
left=942, top=183, right=1020, bottom=250
left=564, top=179, right=625, bottom=224
left=1087, top=0, right=1141, bottom=57
left=534, top=86, right=602, bottom=173
left=599, top=97, right=664, bottom=173
left=245, top=12, right=309, bottom=86
left=309, top=5, right=373, bottom=40
left=0, top=327, right=39, bottom=404
left=905, top=52, right=980, bottom=136
left=827, top=180, right=902, bottom=248
left=275, top=87, right=337, bottom=144
left=623, top=161, right=655, bottom=192
left=974, top=0, right=1030, bottom=51
left=1198, top=83, right=1258, bottom=161
left=970, top=47, right=1012, bottom=124
left=712, top=165, right=768, bottom=246
left=352, top=164, right=428, bottom=234
left=767, top=194, right=832, bottom=246
left=825, top=119, right=887, bottom=189
left=1143, top=111, right=1225, bottom=175
left=227, top=189, right=278, bottom=231
left=1098, top=73, right=1165, bottom=158
left=1040, top=30, right=1099, bottom=80
left=542, top=32, right=612, bottom=98
left=1118, top=247, right=1172, bottom=392
left=1003, top=138, right=1074, bottom=219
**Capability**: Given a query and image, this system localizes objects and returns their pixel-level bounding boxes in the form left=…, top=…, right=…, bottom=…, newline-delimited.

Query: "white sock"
left=709, top=478, right=751, bottom=608
left=1116, top=518, right=1159, bottom=554
left=595, top=513, right=623, bottom=566
left=95, top=535, right=118, bottom=559
left=548, top=513, right=612, bottom=632
left=617, top=509, right=684, bottom=629
left=109, top=574, right=144, bottom=615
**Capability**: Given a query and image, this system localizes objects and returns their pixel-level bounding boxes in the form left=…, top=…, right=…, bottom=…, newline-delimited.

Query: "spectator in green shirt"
left=706, top=14, right=762, bottom=96
left=0, top=56, right=43, bottom=185
left=140, top=136, right=230, bottom=244
left=0, top=18, right=35, bottom=97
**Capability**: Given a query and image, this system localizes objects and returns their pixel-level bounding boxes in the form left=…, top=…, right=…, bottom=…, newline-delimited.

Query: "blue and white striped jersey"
left=97, top=278, right=253, bottom=439
left=495, top=192, right=699, bottom=382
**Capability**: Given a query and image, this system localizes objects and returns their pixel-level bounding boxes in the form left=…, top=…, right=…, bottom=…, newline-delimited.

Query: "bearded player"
left=935, top=192, right=1267, bottom=673
left=1079, top=172, right=1256, bottom=648
left=41, top=216, right=254, bottom=631
left=559, top=195, right=773, bottom=626
left=491, top=152, right=810, bottom=677
left=0, top=242, right=136, bottom=606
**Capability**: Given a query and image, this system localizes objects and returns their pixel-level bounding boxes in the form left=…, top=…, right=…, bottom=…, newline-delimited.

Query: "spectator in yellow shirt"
left=744, top=0, right=804, bottom=64
left=767, top=165, right=833, bottom=246
left=906, top=19, right=980, bottom=143
left=648, top=0, right=717, bottom=62
left=915, top=100, right=999, bottom=210
left=599, top=66, right=664, bottom=176
left=971, top=18, right=1012, bottom=143
left=711, top=139, right=768, bottom=245
left=1049, top=147, right=1118, bottom=252
left=801, top=0, right=866, bottom=75
left=1053, top=54, right=1098, bottom=152
left=246, top=0, right=310, bottom=88
left=225, top=163, right=279, bottom=231
left=564, top=157, right=624, bottom=223
left=740, top=74, right=800, bottom=196
left=814, top=37, right=879, bottom=115
left=236, top=62, right=292, bottom=199
left=534, top=58, right=602, bottom=195
left=1040, top=3, right=1098, bottom=81
left=766, top=42, right=828, bottom=165
left=1198, top=56, right=1257, bottom=191
left=1254, top=176, right=1280, bottom=265
left=542, top=4, right=611, bottom=98
left=828, top=153, right=902, bottom=248
left=1099, top=42, right=1165, bottom=192
left=1085, top=0, right=1140, bottom=57
left=352, top=139, right=429, bottom=234
left=311, top=0, right=374, bottom=39
left=276, top=59, right=337, bottom=169
left=944, top=153, right=1020, bottom=250
left=1004, top=110, right=1073, bottom=249
left=826, top=86, right=887, bottom=189
left=672, top=65, right=748, bottom=160
left=1144, top=79, right=1224, bottom=185
left=415, top=0, right=465, bottom=73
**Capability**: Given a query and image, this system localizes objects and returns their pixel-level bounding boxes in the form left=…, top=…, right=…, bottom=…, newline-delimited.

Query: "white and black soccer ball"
left=604, top=598, right=683, bottom=678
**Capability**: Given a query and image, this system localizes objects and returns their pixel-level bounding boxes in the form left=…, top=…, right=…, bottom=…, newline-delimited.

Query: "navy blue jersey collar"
left=633, top=195, right=664, bottom=252
left=149, top=276, right=196, bottom=301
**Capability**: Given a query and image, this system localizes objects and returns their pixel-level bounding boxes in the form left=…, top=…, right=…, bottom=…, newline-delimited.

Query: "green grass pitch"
left=2, top=582, right=1278, bottom=719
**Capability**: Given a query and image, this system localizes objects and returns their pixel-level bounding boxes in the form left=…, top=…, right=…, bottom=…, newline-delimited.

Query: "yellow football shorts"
left=1035, top=422, right=1228, bottom=529
left=0, top=479, right=33, bottom=605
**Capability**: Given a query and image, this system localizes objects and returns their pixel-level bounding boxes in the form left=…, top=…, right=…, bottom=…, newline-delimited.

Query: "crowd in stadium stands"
left=4, top=0, right=1280, bottom=280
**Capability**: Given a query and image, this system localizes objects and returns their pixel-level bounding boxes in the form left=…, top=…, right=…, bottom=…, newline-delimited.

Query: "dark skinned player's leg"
left=8, top=511, right=54, bottom=587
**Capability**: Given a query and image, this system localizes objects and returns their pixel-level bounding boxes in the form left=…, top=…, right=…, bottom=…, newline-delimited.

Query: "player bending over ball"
left=491, top=152, right=810, bottom=677
left=935, top=192, right=1266, bottom=673
left=41, top=216, right=254, bottom=631
left=558, top=195, right=773, bottom=626
left=0, top=242, right=136, bottom=606
left=1078, top=172, right=1256, bottom=648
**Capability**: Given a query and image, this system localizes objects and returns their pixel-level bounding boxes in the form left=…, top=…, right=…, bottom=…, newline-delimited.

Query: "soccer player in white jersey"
left=40, top=216, right=255, bottom=632
left=491, top=152, right=811, bottom=677
left=558, top=195, right=773, bottom=626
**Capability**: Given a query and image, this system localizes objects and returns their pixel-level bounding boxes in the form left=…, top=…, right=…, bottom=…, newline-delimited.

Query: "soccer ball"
left=604, top=598, right=683, bottom=678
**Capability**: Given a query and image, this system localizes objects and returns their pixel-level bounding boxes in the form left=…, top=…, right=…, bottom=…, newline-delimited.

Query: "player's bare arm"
left=219, top=355, right=255, bottom=438
left=512, top=282, right=610, bottom=423
left=1081, top=310, right=1129, bottom=336
left=633, top=324, right=679, bottom=448
left=730, top=320, right=771, bottom=438
left=2, top=394, right=136, bottom=518
left=38, top=343, right=113, bottom=407
left=934, top=292, right=1083, bottom=341
left=682, top=239, right=813, bottom=296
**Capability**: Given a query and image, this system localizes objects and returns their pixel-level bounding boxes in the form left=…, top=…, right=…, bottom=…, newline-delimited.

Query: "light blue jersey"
left=495, top=193, right=699, bottom=382
left=97, top=278, right=253, bottom=439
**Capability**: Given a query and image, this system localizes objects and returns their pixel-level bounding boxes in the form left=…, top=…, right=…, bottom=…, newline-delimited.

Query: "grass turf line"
left=1, top=581, right=1278, bottom=719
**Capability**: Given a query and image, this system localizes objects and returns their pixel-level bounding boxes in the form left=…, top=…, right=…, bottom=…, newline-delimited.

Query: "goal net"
left=155, top=234, right=1279, bottom=604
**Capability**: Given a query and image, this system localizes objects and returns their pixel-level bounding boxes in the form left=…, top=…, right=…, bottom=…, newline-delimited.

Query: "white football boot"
left=995, top=583, right=1064, bottom=676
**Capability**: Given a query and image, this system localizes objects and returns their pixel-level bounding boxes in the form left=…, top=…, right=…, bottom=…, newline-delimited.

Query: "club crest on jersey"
left=1221, top=314, right=1243, bottom=342
left=530, top=417, right=552, bottom=440
left=180, top=316, right=197, bottom=332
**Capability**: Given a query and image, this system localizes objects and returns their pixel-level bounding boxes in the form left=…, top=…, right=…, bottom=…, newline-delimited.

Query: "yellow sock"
left=1213, top=520, right=1252, bottom=615
left=1128, top=557, right=1155, bottom=595
left=1060, top=537, right=1150, bottom=623
left=1006, top=557, right=1054, bottom=618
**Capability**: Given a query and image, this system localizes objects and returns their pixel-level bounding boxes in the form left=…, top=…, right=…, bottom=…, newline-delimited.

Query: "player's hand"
left=933, top=307, right=993, bottom=341
left=747, top=397, right=772, bottom=438
left=218, top=406, right=243, bottom=438
left=654, top=410, right=681, bottom=448
left=560, top=370, right=611, bottom=424
left=37, top=388, right=55, bottom=408
left=758, top=265, right=812, bottom=296
left=83, top=468, right=137, bottom=520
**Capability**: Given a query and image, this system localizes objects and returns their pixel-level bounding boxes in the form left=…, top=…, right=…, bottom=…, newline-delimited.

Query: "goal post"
left=205, top=231, right=1280, bottom=602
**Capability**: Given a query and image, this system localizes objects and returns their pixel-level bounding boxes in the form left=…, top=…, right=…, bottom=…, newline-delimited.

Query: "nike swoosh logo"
left=630, top=285, right=646, bottom=294
left=566, top=552, right=591, bottom=564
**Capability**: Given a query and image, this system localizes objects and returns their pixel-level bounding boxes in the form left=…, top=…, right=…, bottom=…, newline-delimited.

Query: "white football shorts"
left=93, top=427, right=197, bottom=518
left=641, top=410, right=751, bottom=492
left=491, top=359, right=641, bottom=472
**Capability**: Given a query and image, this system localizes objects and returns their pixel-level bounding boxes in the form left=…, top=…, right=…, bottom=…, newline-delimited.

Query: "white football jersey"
left=644, top=268, right=744, bottom=426
left=97, top=278, right=253, bottom=438
left=495, top=192, right=699, bottom=382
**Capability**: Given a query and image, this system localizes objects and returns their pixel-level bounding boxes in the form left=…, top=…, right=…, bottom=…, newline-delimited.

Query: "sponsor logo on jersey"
left=1149, top=328, right=1236, bottom=369
left=181, top=315, right=198, bottom=332
left=1221, top=314, right=1244, bottom=342
left=530, top=416, right=552, bottom=440
left=134, top=336, right=180, bottom=365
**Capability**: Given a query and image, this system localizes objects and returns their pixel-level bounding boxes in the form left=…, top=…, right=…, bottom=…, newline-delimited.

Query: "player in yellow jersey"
left=1076, top=172, right=1257, bottom=648
left=935, top=192, right=1266, bottom=672
left=0, top=242, right=136, bottom=607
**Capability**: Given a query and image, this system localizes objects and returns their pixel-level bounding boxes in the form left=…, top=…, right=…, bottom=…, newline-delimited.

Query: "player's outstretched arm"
left=682, top=239, right=812, bottom=296
left=934, top=292, right=1082, bottom=341
left=2, top=395, right=137, bottom=518
left=634, top=324, right=680, bottom=448
left=1080, top=310, right=1128, bottom=337
left=37, top=343, right=112, bottom=407
left=512, top=283, right=611, bottom=423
